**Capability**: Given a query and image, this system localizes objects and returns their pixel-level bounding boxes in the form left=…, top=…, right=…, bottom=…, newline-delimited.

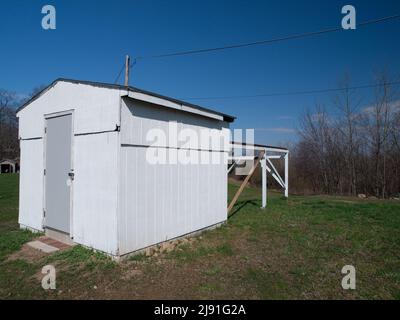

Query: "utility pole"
left=124, top=55, right=130, bottom=86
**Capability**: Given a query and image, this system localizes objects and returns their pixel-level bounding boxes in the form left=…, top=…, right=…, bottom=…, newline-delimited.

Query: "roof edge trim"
left=16, top=78, right=236, bottom=123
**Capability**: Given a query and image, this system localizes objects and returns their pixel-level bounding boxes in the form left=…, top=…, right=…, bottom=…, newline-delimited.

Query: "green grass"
left=0, top=173, right=21, bottom=231
left=0, top=229, right=38, bottom=261
left=203, top=266, right=221, bottom=276
left=0, top=174, right=40, bottom=261
left=227, top=182, right=400, bottom=299
left=198, top=282, right=221, bottom=295
left=0, top=174, right=399, bottom=299
left=244, top=268, right=288, bottom=299
left=168, top=242, right=234, bottom=263
left=46, top=245, right=110, bottom=265
left=129, top=252, right=148, bottom=262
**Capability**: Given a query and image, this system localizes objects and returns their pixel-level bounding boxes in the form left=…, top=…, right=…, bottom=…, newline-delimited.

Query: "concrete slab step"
left=27, top=236, right=72, bottom=254
left=38, top=236, right=72, bottom=250
left=27, top=240, right=60, bottom=253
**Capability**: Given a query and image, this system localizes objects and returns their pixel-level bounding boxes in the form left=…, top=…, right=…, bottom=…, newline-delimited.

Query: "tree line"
left=2, top=75, right=399, bottom=199
left=0, top=90, right=19, bottom=160
left=291, top=72, right=400, bottom=198
left=0, top=86, right=43, bottom=161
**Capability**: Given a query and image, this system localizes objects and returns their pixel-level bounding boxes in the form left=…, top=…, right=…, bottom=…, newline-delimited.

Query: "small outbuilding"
left=0, top=158, right=19, bottom=174
left=17, top=79, right=235, bottom=258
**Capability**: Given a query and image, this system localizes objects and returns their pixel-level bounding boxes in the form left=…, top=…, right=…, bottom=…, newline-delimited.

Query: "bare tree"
left=333, top=74, right=362, bottom=196
left=0, top=89, right=19, bottom=160
left=0, top=84, right=51, bottom=162
left=292, top=71, right=400, bottom=198
left=298, top=105, right=341, bottom=194
left=366, top=72, right=397, bottom=197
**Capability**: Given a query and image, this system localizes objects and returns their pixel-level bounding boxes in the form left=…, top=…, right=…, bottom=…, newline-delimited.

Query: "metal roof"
left=230, top=141, right=288, bottom=151
left=0, top=158, right=18, bottom=164
left=17, top=78, right=236, bottom=123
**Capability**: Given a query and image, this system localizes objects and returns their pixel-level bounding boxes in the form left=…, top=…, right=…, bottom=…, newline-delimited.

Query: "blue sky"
left=1, top=0, right=399, bottom=145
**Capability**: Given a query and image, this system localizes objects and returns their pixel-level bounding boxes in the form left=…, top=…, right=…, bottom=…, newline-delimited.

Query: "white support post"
left=261, top=155, right=267, bottom=209
left=228, top=142, right=289, bottom=210
left=284, top=152, right=289, bottom=198
left=266, top=157, right=285, bottom=188
left=228, top=161, right=236, bottom=174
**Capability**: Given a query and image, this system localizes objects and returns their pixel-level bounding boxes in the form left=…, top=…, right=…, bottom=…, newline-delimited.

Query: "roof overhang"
left=230, top=141, right=288, bottom=153
left=122, top=90, right=225, bottom=122
left=16, top=78, right=236, bottom=123
left=0, top=159, right=18, bottom=164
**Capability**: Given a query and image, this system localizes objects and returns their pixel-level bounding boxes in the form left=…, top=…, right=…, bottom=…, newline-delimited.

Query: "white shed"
left=17, top=79, right=235, bottom=258
left=0, top=159, right=19, bottom=173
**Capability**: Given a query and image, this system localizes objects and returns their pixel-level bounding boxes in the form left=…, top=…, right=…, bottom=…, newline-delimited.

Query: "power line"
left=134, top=14, right=400, bottom=60
left=114, top=62, right=125, bottom=84
left=180, top=81, right=400, bottom=101
left=114, top=58, right=137, bottom=84
left=114, top=14, right=400, bottom=84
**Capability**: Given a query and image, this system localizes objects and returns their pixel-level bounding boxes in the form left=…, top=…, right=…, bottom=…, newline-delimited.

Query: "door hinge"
left=44, top=127, right=47, bottom=134
left=44, top=169, right=46, bottom=175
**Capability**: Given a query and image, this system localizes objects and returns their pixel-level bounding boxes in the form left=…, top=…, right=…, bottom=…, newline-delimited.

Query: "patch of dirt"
left=120, top=267, right=143, bottom=280
left=96, top=229, right=287, bottom=299
left=143, top=236, right=198, bottom=257
left=7, top=244, right=49, bottom=263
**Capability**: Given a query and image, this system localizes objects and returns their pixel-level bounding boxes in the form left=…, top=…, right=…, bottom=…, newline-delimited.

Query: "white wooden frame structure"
left=228, top=142, right=289, bottom=211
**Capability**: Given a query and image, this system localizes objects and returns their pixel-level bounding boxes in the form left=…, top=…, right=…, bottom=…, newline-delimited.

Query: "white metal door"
left=44, top=113, right=73, bottom=234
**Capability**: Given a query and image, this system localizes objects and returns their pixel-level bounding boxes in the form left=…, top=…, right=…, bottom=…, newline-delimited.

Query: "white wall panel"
left=121, top=99, right=230, bottom=151
left=118, top=146, right=228, bottom=254
left=18, top=139, right=44, bottom=231
left=17, top=81, right=122, bottom=139
left=72, top=132, right=119, bottom=255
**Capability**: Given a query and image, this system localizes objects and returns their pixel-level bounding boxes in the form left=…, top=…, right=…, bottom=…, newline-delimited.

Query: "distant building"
left=0, top=158, right=19, bottom=174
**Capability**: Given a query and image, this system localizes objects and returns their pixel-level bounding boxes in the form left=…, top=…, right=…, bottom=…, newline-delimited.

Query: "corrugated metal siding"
left=118, top=99, right=228, bottom=254
left=120, top=99, right=230, bottom=151
left=118, top=147, right=227, bottom=254
left=72, top=132, right=119, bottom=255
left=18, top=139, right=44, bottom=231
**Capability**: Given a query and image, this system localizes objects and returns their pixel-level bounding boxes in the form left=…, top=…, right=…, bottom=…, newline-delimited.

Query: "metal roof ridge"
left=17, top=78, right=236, bottom=122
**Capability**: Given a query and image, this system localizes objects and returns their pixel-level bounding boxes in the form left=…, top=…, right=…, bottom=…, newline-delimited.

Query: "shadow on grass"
left=228, top=200, right=259, bottom=219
